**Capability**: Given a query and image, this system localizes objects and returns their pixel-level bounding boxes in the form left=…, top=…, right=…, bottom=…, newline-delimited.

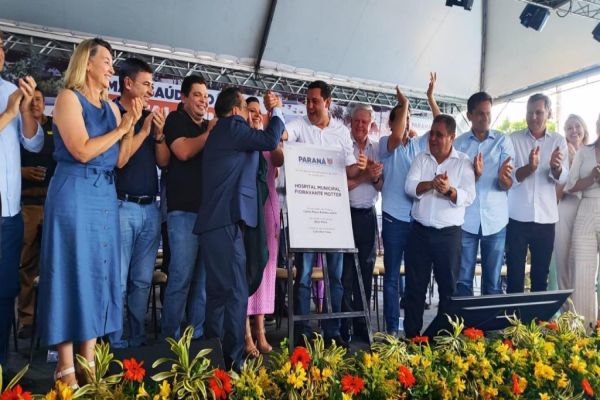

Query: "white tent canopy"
left=0, top=0, right=598, bottom=103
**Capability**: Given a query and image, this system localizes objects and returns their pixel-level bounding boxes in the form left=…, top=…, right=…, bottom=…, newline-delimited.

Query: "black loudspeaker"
left=520, top=4, right=551, bottom=31
left=110, top=337, right=225, bottom=382
left=593, top=23, right=600, bottom=42
left=445, top=0, right=474, bottom=11
left=423, top=289, right=573, bottom=337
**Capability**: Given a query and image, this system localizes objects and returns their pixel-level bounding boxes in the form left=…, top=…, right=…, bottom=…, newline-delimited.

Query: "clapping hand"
left=590, top=164, right=600, bottom=182
left=432, top=171, right=450, bottom=194
left=550, top=146, right=562, bottom=171
left=529, top=146, right=540, bottom=171
left=18, top=76, right=37, bottom=113
left=499, top=156, right=513, bottom=188
left=395, top=85, right=408, bottom=106
left=357, top=148, right=368, bottom=170
left=366, top=160, right=383, bottom=182
left=6, top=88, right=24, bottom=117
left=474, top=152, right=483, bottom=178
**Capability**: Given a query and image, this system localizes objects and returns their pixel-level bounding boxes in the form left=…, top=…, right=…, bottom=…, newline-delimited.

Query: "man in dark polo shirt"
left=17, top=87, right=54, bottom=338
left=108, top=58, right=170, bottom=348
left=161, top=74, right=212, bottom=340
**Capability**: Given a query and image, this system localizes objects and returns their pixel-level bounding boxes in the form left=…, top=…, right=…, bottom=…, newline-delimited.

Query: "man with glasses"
left=108, top=58, right=169, bottom=348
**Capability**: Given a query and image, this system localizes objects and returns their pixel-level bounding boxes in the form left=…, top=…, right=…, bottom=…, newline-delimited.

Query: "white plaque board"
left=283, top=142, right=355, bottom=250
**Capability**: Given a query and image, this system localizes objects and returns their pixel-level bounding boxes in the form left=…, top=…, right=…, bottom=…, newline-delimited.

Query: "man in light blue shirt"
left=0, top=31, right=43, bottom=368
left=378, top=88, right=426, bottom=336
left=452, top=92, right=514, bottom=296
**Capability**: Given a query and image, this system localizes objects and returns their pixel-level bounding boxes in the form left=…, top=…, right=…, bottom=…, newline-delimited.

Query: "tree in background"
left=496, top=118, right=557, bottom=135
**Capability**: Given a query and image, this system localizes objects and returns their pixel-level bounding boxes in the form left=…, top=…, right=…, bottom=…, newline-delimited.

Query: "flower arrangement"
left=3, top=312, right=600, bottom=399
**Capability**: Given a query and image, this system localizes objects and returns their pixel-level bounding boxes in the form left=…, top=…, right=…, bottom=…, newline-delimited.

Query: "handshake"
left=263, top=90, right=283, bottom=112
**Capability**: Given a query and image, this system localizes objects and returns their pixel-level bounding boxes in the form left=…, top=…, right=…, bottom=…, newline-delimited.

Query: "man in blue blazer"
left=195, top=87, right=285, bottom=370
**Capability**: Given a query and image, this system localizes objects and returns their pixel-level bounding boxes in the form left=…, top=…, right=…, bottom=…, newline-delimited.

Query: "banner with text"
left=284, top=142, right=355, bottom=250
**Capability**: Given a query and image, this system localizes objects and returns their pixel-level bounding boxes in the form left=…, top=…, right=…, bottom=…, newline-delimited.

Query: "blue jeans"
left=381, top=212, right=411, bottom=333
left=294, top=252, right=343, bottom=338
left=0, top=213, right=24, bottom=364
left=161, top=211, right=205, bottom=339
left=108, top=201, right=161, bottom=348
left=455, top=227, right=506, bottom=296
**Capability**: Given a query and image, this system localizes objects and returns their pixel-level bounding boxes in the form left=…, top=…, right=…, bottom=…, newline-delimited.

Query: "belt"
left=117, top=193, right=155, bottom=205
left=350, top=207, right=375, bottom=214
left=21, top=196, right=46, bottom=206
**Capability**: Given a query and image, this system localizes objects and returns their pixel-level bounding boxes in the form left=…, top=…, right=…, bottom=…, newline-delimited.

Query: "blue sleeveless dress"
left=38, top=91, right=122, bottom=345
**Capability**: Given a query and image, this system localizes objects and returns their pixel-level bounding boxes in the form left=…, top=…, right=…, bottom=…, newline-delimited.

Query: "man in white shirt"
left=285, top=80, right=366, bottom=347
left=341, top=103, right=382, bottom=343
left=506, top=93, right=568, bottom=293
left=403, top=114, right=476, bottom=338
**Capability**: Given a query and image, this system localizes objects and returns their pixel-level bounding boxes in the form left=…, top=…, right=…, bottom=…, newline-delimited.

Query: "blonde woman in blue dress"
left=38, top=38, right=142, bottom=388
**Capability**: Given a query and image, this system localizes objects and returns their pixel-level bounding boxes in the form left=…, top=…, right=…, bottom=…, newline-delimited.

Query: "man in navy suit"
left=195, top=87, right=285, bottom=370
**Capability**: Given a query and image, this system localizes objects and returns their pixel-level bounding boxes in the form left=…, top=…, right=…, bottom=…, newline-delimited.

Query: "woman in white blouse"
left=553, top=115, right=588, bottom=296
left=566, top=113, right=600, bottom=328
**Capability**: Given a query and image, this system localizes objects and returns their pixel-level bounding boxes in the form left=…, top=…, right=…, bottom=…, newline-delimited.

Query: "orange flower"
left=0, top=385, right=32, bottom=400
left=463, top=327, right=484, bottom=341
left=398, top=365, right=416, bottom=389
left=290, top=347, right=311, bottom=370
left=341, top=375, right=365, bottom=395
left=209, top=369, right=232, bottom=400
left=546, top=321, right=558, bottom=330
left=123, top=358, right=145, bottom=382
left=512, top=372, right=524, bottom=395
left=411, top=336, right=429, bottom=345
left=582, top=378, right=594, bottom=397
left=503, top=339, right=514, bottom=350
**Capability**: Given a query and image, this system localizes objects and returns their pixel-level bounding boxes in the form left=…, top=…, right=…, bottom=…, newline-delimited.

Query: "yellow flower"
left=534, top=360, right=555, bottom=381
left=480, top=358, right=492, bottom=379
left=593, top=365, right=600, bottom=377
left=342, top=394, right=353, bottom=400
left=466, top=354, right=477, bottom=367
left=372, top=353, right=380, bottom=365
left=453, top=376, right=466, bottom=393
left=557, top=372, right=569, bottom=389
left=363, top=353, right=372, bottom=369
left=43, top=390, right=58, bottom=400
left=310, top=366, right=322, bottom=380
left=137, top=383, right=150, bottom=399
left=322, top=367, right=333, bottom=379
left=454, top=355, right=468, bottom=373
left=474, top=341, right=485, bottom=354
left=568, top=355, right=587, bottom=374
left=410, top=354, right=421, bottom=366
left=158, top=380, right=171, bottom=398
left=543, top=341, right=555, bottom=357
left=421, top=357, right=432, bottom=368
left=585, top=349, right=597, bottom=359
left=577, top=338, right=591, bottom=347
left=539, top=393, right=550, bottom=400
left=287, top=362, right=307, bottom=389
left=495, top=342, right=511, bottom=363
left=56, top=380, right=74, bottom=400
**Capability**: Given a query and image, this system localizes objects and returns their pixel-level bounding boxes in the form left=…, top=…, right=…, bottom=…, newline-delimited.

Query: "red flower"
left=582, top=378, right=594, bottom=397
left=503, top=339, right=514, bottom=350
left=341, top=375, right=365, bottom=395
left=546, top=321, right=558, bottom=330
left=123, top=358, right=145, bottom=382
left=411, top=336, right=429, bottom=345
left=397, top=365, right=416, bottom=389
left=463, top=327, right=484, bottom=341
left=0, top=385, right=32, bottom=400
left=512, top=372, right=524, bottom=395
left=290, top=346, right=311, bottom=370
left=209, top=369, right=232, bottom=400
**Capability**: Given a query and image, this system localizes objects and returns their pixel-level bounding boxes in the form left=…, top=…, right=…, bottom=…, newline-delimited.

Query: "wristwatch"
left=154, top=134, right=166, bottom=144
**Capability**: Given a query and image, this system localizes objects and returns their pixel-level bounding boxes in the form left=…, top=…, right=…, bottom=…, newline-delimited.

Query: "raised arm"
left=426, top=72, right=441, bottom=118
left=387, top=86, right=409, bottom=152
